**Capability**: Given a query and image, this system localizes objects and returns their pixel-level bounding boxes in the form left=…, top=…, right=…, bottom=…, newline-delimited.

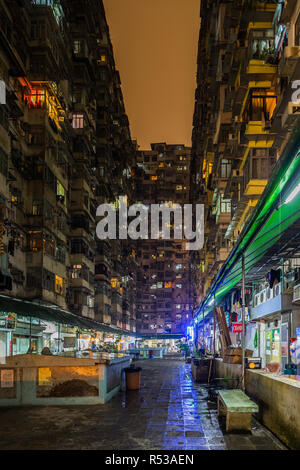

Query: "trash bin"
left=125, top=366, right=142, bottom=391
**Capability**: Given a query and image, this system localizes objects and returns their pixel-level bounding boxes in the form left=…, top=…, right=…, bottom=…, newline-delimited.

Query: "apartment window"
left=72, top=114, right=84, bottom=129
left=220, top=195, right=231, bottom=213
left=44, top=165, right=56, bottom=193
left=43, top=236, right=55, bottom=258
left=71, top=265, right=82, bottom=279
left=248, top=89, right=277, bottom=121
left=32, top=200, right=43, bottom=216
left=73, top=40, right=81, bottom=54
left=28, top=231, right=42, bottom=252
left=30, top=20, right=46, bottom=40
left=56, top=245, right=66, bottom=264
left=87, top=296, right=94, bottom=308
left=42, top=270, right=55, bottom=291
left=55, top=275, right=65, bottom=296
left=56, top=180, right=66, bottom=205
left=220, top=159, right=231, bottom=178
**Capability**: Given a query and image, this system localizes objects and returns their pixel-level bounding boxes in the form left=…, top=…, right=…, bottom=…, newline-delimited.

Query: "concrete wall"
left=213, top=359, right=300, bottom=449
left=0, top=354, right=130, bottom=406
left=246, top=371, right=300, bottom=450
left=214, top=359, right=242, bottom=380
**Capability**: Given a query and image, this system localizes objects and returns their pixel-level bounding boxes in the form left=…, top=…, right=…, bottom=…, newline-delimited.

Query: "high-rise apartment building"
left=191, top=0, right=300, bottom=364
left=135, top=143, right=193, bottom=335
left=0, top=0, right=137, bottom=356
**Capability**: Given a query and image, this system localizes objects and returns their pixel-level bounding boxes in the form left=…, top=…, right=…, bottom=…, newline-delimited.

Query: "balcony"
left=245, top=121, right=275, bottom=138
left=242, top=148, right=275, bottom=197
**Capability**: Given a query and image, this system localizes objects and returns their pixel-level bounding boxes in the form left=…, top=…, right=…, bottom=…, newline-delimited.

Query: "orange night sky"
left=103, top=0, right=200, bottom=150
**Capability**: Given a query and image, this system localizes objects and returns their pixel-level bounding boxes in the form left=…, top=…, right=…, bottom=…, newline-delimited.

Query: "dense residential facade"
left=135, top=143, right=193, bottom=335
left=191, top=0, right=300, bottom=368
left=0, top=0, right=137, bottom=356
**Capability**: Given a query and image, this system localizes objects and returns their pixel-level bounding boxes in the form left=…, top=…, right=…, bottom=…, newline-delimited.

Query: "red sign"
left=232, top=323, right=246, bottom=333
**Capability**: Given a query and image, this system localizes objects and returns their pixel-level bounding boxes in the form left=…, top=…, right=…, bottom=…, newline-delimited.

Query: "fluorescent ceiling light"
left=282, top=182, right=300, bottom=205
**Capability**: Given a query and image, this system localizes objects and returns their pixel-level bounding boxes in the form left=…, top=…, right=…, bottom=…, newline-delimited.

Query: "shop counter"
left=0, top=353, right=130, bottom=406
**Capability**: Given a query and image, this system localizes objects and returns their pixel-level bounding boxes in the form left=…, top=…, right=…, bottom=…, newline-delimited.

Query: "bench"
left=217, top=389, right=259, bottom=432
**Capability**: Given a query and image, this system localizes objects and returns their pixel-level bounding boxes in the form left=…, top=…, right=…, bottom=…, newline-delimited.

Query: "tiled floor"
left=0, top=358, right=287, bottom=450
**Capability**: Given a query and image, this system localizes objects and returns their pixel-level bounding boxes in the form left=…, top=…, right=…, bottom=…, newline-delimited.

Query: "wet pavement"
left=0, top=358, right=287, bottom=450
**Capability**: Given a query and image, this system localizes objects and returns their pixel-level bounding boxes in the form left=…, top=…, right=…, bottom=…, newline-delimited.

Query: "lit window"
left=56, top=181, right=66, bottom=205
left=176, top=284, right=182, bottom=289
left=71, top=265, right=82, bottom=279
left=176, top=185, right=183, bottom=191
left=72, top=114, right=84, bottom=129
left=24, top=89, right=45, bottom=109
left=111, top=278, right=117, bottom=288
left=28, top=231, right=42, bottom=251
left=176, top=304, right=181, bottom=309
left=73, top=40, right=81, bottom=54
left=55, top=275, right=65, bottom=296
left=151, top=176, right=158, bottom=181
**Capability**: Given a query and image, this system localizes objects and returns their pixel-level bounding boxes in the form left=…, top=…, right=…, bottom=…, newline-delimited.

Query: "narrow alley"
left=0, top=358, right=286, bottom=451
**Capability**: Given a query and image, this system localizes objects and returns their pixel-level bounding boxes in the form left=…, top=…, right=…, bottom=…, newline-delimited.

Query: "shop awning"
left=0, top=294, right=140, bottom=338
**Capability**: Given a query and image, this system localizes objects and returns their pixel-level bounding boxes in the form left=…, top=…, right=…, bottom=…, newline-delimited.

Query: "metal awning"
left=0, top=294, right=139, bottom=338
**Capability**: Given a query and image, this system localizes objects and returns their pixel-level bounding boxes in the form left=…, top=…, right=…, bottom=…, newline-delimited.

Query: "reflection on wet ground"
left=0, top=359, right=287, bottom=450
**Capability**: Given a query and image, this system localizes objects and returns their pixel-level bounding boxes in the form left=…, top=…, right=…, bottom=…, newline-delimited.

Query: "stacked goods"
left=223, top=347, right=253, bottom=364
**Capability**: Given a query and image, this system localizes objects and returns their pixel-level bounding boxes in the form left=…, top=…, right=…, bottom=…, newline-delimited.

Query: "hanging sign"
left=232, top=323, right=246, bottom=333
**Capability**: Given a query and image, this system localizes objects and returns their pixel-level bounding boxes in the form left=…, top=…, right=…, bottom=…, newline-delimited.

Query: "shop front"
left=12, top=316, right=45, bottom=355
left=0, top=312, right=16, bottom=358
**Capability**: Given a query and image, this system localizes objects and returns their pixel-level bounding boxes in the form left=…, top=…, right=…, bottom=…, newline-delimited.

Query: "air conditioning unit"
left=293, top=284, right=300, bottom=303
left=266, top=287, right=273, bottom=301
left=274, top=283, right=281, bottom=297
left=254, top=293, right=260, bottom=307
left=259, top=289, right=266, bottom=304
